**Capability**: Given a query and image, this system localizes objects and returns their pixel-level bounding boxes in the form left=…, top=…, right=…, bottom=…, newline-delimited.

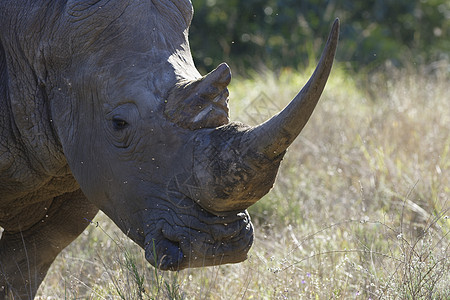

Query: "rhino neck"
left=0, top=23, right=74, bottom=204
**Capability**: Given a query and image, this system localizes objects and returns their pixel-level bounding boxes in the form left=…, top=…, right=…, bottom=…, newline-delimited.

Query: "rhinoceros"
left=0, top=0, right=339, bottom=298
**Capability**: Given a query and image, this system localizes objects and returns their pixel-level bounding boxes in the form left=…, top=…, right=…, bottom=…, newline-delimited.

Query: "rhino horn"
left=165, top=63, right=231, bottom=129
left=189, top=20, right=339, bottom=214
left=248, top=18, right=339, bottom=159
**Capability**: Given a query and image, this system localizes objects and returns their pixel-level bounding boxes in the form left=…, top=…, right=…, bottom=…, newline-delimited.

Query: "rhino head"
left=41, top=0, right=339, bottom=270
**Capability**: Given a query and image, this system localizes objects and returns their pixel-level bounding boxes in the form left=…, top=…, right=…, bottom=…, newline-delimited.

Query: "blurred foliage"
left=190, top=0, right=450, bottom=73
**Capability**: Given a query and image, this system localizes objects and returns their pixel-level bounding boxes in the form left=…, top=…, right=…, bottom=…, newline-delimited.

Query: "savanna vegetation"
left=36, top=0, right=448, bottom=299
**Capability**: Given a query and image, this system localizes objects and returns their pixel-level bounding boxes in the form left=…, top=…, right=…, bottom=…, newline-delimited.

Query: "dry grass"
left=36, top=63, right=449, bottom=299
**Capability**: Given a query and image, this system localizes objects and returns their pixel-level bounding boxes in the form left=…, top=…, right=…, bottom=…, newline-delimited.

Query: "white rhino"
left=0, top=0, right=339, bottom=298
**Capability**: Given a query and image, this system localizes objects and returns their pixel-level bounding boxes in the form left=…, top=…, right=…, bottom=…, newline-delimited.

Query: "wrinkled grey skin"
left=0, top=0, right=339, bottom=298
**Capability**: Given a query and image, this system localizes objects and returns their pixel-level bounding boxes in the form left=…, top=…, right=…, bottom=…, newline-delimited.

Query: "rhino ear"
left=164, top=63, right=231, bottom=130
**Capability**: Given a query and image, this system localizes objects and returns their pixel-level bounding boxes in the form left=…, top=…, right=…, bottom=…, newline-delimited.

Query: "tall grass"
left=37, top=64, right=449, bottom=299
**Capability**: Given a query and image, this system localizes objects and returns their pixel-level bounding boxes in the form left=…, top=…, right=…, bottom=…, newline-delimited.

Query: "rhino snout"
left=143, top=206, right=253, bottom=270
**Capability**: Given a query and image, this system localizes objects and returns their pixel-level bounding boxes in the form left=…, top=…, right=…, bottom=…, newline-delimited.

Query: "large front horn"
left=189, top=19, right=340, bottom=214
left=247, top=18, right=340, bottom=159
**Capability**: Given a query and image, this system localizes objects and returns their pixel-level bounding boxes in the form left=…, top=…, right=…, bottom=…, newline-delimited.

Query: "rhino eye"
left=112, top=118, right=129, bottom=130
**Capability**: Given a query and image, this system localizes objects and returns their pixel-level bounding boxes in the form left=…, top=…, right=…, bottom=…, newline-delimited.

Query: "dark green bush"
left=190, top=0, right=449, bottom=73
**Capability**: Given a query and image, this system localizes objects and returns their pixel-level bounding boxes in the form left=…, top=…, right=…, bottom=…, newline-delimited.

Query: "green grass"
left=37, top=64, right=449, bottom=299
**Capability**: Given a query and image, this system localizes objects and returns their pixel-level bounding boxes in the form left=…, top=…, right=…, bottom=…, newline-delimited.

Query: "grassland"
left=36, top=63, right=449, bottom=299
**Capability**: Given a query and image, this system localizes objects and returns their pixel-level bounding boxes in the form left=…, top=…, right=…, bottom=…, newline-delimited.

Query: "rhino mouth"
left=142, top=196, right=253, bottom=271
left=144, top=236, right=184, bottom=271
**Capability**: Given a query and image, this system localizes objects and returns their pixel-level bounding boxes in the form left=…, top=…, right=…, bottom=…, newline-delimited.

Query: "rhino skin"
left=0, top=0, right=339, bottom=298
